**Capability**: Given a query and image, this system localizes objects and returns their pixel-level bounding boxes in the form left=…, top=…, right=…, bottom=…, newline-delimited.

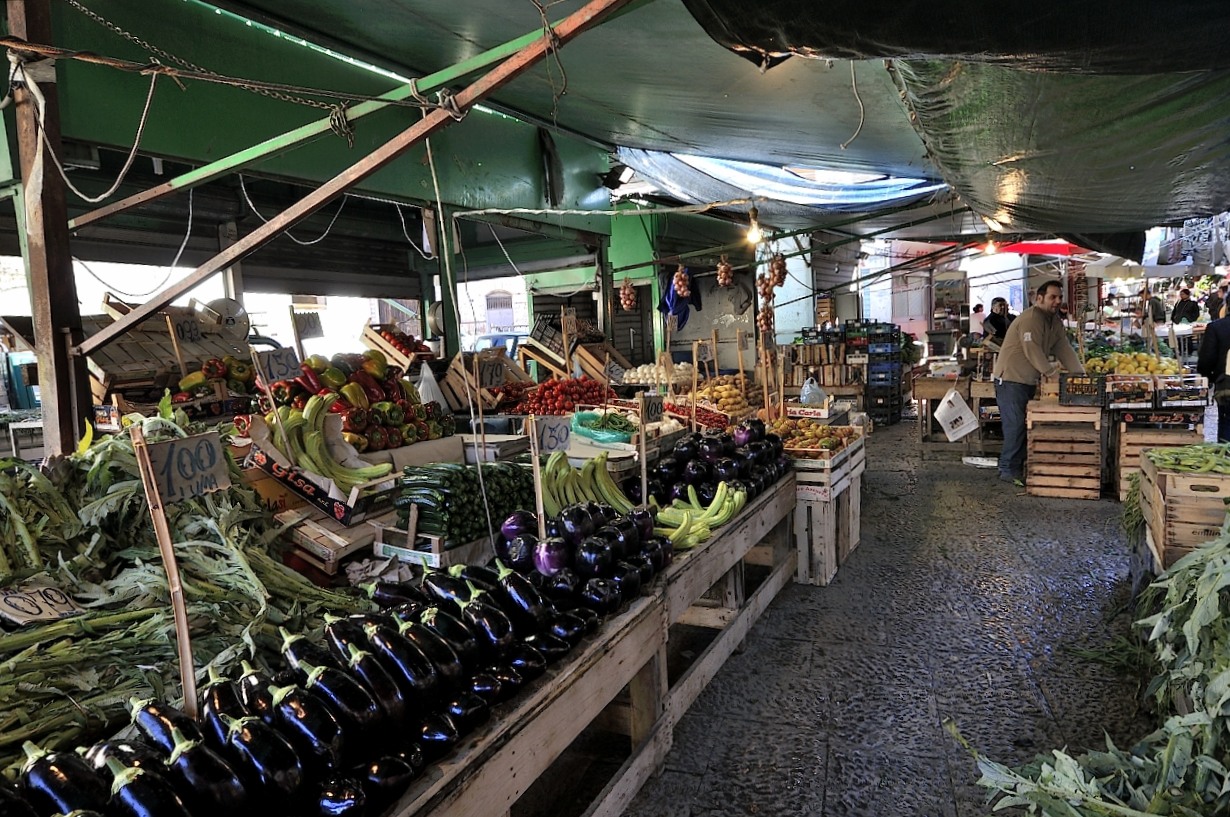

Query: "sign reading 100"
left=147, top=432, right=232, bottom=503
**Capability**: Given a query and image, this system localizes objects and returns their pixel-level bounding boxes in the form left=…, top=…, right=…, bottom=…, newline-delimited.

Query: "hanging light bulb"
left=746, top=205, right=764, bottom=244
left=983, top=236, right=998, bottom=254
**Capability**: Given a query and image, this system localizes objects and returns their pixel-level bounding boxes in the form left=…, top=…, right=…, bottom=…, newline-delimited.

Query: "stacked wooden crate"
left=1115, top=423, right=1204, bottom=501
left=791, top=433, right=865, bottom=586
left=1139, top=455, right=1229, bottom=570
left=1025, top=403, right=1102, bottom=500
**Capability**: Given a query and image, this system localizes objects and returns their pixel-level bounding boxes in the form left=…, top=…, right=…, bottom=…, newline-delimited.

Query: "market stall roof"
left=1082, top=256, right=1214, bottom=280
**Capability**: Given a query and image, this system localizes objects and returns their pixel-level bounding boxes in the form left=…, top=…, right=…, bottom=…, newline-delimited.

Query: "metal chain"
left=63, top=0, right=355, bottom=143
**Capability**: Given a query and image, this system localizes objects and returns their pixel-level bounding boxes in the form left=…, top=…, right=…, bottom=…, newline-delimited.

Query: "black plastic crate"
left=1059, top=374, right=1106, bottom=407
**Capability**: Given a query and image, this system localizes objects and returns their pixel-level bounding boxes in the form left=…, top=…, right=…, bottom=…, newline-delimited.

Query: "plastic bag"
left=934, top=388, right=977, bottom=442
left=571, top=411, right=634, bottom=444
left=799, top=377, right=827, bottom=405
left=417, top=365, right=447, bottom=407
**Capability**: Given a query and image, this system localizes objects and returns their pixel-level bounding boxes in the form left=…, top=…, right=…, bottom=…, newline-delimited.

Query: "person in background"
left=982, top=297, right=1015, bottom=346
left=1208, top=284, right=1227, bottom=321
left=1171, top=288, right=1201, bottom=324
left=1196, top=308, right=1230, bottom=442
left=992, top=280, right=1086, bottom=484
left=1138, top=287, right=1167, bottom=325
left=971, top=304, right=985, bottom=338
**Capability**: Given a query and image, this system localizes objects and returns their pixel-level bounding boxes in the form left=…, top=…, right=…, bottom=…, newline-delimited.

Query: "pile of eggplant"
left=1, top=522, right=660, bottom=817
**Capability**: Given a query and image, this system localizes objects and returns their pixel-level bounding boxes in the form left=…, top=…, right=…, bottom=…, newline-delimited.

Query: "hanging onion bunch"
left=716, top=255, right=734, bottom=287
left=619, top=276, right=637, bottom=311
left=757, top=272, right=776, bottom=337
left=673, top=265, right=691, bottom=298
left=769, top=253, right=788, bottom=287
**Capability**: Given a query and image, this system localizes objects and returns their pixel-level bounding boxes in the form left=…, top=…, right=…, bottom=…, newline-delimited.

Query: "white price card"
left=639, top=393, right=664, bottom=425
left=739, top=331, right=751, bottom=351
left=478, top=359, right=504, bottom=390
left=0, top=580, right=84, bottom=626
left=256, top=347, right=301, bottom=383
left=697, top=341, right=714, bottom=363
left=536, top=416, right=571, bottom=454
left=561, top=307, right=579, bottom=336
left=174, top=316, right=203, bottom=344
left=146, top=431, right=233, bottom=503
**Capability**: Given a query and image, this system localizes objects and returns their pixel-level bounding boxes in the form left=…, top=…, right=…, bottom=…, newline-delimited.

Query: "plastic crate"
left=868, top=371, right=902, bottom=386
left=1155, top=374, right=1209, bottom=408
left=868, top=342, right=898, bottom=356
left=1105, top=375, right=1155, bottom=409
left=869, top=361, right=901, bottom=374
left=1059, top=374, right=1106, bottom=407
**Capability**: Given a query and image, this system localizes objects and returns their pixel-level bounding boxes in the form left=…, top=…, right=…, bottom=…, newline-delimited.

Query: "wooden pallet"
left=1115, top=424, right=1204, bottom=501
left=1139, top=456, right=1230, bottom=570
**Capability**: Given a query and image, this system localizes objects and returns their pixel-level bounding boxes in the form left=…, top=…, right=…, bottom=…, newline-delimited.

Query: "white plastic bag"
left=934, top=388, right=978, bottom=442
left=417, top=365, right=447, bottom=406
left=799, top=377, right=827, bottom=405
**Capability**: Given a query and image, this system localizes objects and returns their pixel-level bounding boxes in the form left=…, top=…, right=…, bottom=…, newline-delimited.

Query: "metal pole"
left=76, top=0, right=639, bottom=360
left=9, top=0, right=91, bottom=454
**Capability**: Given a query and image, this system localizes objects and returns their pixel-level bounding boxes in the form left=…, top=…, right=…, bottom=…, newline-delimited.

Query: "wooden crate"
left=445, top=351, right=534, bottom=410
left=791, top=436, right=866, bottom=503
left=795, top=469, right=862, bottom=586
left=369, top=519, right=494, bottom=569
left=1139, top=456, right=1230, bottom=570
left=360, top=322, right=420, bottom=371
left=1115, top=423, right=1204, bottom=501
left=1025, top=403, right=1102, bottom=500
left=274, top=507, right=391, bottom=575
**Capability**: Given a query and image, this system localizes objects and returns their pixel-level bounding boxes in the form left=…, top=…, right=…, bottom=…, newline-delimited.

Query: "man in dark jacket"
left=1171, top=288, right=1201, bottom=324
left=1197, top=313, right=1230, bottom=442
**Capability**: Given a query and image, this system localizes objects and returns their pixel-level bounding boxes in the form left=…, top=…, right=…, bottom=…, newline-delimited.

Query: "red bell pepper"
left=291, top=393, right=308, bottom=410
left=201, top=358, right=228, bottom=380
left=233, top=414, right=252, bottom=436
left=298, top=362, right=323, bottom=393
left=367, top=426, right=389, bottom=451
left=269, top=380, right=296, bottom=406
left=385, top=427, right=403, bottom=449
left=341, top=407, right=369, bottom=433
left=349, top=370, right=386, bottom=404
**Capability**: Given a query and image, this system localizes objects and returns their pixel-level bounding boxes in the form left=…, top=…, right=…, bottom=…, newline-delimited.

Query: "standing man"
left=992, top=280, right=1086, bottom=484
left=982, top=297, right=1016, bottom=347
left=1207, top=284, right=1226, bottom=321
left=1171, top=288, right=1201, bottom=324
left=1197, top=309, right=1230, bottom=442
left=1138, top=287, right=1167, bottom=326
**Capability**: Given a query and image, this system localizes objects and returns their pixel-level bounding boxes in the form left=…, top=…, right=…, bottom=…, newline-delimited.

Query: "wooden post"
left=472, top=355, right=489, bottom=457
left=527, top=416, right=547, bottom=539
left=130, top=425, right=199, bottom=716
left=691, top=341, right=701, bottom=431
left=10, top=0, right=91, bottom=453
left=736, top=330, right=747, bottom=395
left=711, top=329, right=720, bottom=380
left=166, top=316, right=190, bottom=380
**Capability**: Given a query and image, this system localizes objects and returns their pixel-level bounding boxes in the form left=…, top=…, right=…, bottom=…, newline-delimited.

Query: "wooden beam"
left=9, top=0, right=91, bottom=453
left=75, top=0, right=639, bottom=360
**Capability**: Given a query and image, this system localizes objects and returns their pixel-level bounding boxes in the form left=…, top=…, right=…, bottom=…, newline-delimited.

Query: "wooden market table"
left=914, top=376, right=971, bottom=458
left=386, top=474, right=797, bottom=817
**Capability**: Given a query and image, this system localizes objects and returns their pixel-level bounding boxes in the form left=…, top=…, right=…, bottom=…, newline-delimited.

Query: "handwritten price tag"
left=537, top=416, right=571, bottom=454
left=739, top=331, right=750, bottom=351
left=174, top=317, right=203, bottom=344
left=146, top=431, right=232, bottom=503
left=639, top=393, right=664, bottom=425
left=0, top=580, right=84, bottom=626
left=478, top=359, right=504, bottom=390
left=256, top=347, right=301, bottom=383
left=697, top=341, right=714, bottom=363
left=561, top=307, right=578, bottom=336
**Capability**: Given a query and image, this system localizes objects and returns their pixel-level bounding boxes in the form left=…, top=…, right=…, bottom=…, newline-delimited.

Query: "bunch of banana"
left=540, top=450, right=635, bottom=517
left=653, top=481, right=747, bottom=549
left=268, top=395, right=393, bottom=492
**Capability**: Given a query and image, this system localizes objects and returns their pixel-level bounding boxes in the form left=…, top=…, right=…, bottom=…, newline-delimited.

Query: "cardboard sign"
left=739, top=331, right=750, bottom=351
left=561, top=307, right=578, bottom=336
left=146, top=432, right=232, bottom=503
left=537, top=415, right=571, bottom=453
left=173, top=316, right=203, bottom=344
left=0, top=580, right=84, bottom=626
left=639, top=392, right=664, bottom=425
left=292, top=310, right=324, bottom=340
left=256, top=347, right=301, bottom=384
left=478, top=359, right=504, bottom=390
left=697, top=340, right=714, bottom=363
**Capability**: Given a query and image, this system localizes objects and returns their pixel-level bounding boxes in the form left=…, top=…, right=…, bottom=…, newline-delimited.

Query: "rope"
left=237, top=174, right=348, bottom=246
left=75, top=188, right=194, bottom=298
left=393, top=203, right=436, bottom=260
left=840, top=61, right=866, bottom=151
left=529, top=0, right=567, bottom=124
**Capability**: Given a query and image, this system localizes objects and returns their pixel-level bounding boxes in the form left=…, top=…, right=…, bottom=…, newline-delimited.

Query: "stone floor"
left=624, top=418, right=1154, bottom=817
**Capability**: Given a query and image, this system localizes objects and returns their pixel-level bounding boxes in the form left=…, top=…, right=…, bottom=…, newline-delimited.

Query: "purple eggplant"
left=342, top=642, right=409, bottom=725
left=498, top=533, right=538, bottom=573
left=237, top=661, right=277, bottom=727
left=417, top=714, right=459, bottom=761
left=654, top=457, right=680, bottom=483
left=574, top=537, right=615, bottom=580
left=419, top=606, right=483, bottom=670
left=567, top=605, right=600, bottom=634
left=356, top=755, right=419, bottom=809
left=579, top=577, right=622, bottom=616
left=0, top=784, right=37, bottom=817
left=480, top=664, right=524, bottom=701
left=322, top=615, right=370, bottom=668
left=500, top=509, right=538, bottom=541
left=626, top=508, right=655, bottom=542
left=542, top=568, right=582, bottom=608
left=163, top=726, right=251, bottom=817
left=533, top=536, right=571, bottom=576
left=494, top=560, right=555, bottom=636
left=641, top=536, right=674, bottom=572
left=594, top=525, right=634, bottom=561
left=421, top=569, right=473, bottom=608
left=546, top=610, right=587, bottom=646
left=279, top=627, right=340, bottom=674
left=201, top=667, right=249, bottom=752
left=609, top=561, right=643, bottom=601
left=296, top=660, right=385, bottom=748
left=104, top=756, right=192, bottom=817
left=624, top=553, right=656, bottom=586
left=314, top=776, right=366, bottom=817
left=391, top=612, right=465, bottom=689
left=457, top=582, right=515, bottom=658
left=267, top=685, right=346, bottom=774
left=19, top=742, right=108, bottom=817
left=507, top=644, right=548, bottom=680
left=556, top=504, right=595, bottom=546
left=442, top=692, right=490, bottom=735
left=467, top=670, right=504, bottom=705
left=359, top=579, right=430, bottom=609
left=448, top=563, right=500, bottom=593
left=361, top=622, right=439, bottom=707
left=83, top=739, right=165, bottom=779
left=220, top=715, right=305, bottom=805
left=130, top=698, right=204, bottom=756
left=522, top=632, right=571, bottom=663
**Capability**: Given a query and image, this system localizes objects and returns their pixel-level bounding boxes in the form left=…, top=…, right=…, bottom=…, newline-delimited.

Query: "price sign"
left=0, top=580, right=84, bottom=626
left=666, top=314, right=678, bottom=333
left=697, top=340, right=714, bottom=363
left=739, top=331, right=751, bottom=351
left=174, top=317, right=203, bottom=344
left=256, top=347, right=301, bottom=383
left=561, top=307, right=578, bottom=336
left=536, top=416, right=571, bottom=454
left=292, top=310, right=324, bottom=340
left=639, top=392, right=664, bottom=425
left=146, top=431, right=232, bottom=503
left=478, top=359, right=504, bottom=390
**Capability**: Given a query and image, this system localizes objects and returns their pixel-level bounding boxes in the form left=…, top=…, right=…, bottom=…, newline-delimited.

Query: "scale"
left=191, top=297, right=250, bottom=340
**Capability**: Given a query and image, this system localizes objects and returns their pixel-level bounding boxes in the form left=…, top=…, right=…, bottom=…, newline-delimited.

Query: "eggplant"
left=506, top=644, right=548, bottom=680
left=162, top=726, right=250, bottom=817
left=467, top=671, right=504, bottom=705
left=356, top=755, right=418, bottom=809
left=220, top=715, right=304, bottom=805
left=624, top=553, right=656, bottom=586
left=359, top=579, right=431, bottom=609
left=297, top=661, right=385, bottom=747
left=624, top=478, right=644, bottom=505
left=697, top=481, right=718, bottom=506
left=609, top=561, right=643, bottom=602
left=268, top=685, right=345, bottom=774
left=542, top=568, right=582, bottom=608
left=594, top=525, right=634, bottom=561
left=626, top=508, right=655, bottom=542
left=672, top=438, right=698, bottom=462
left=417, top=714, right=459, bottom=761
left=500, top=509, right=538, bottom=541
left=522, top=633, right=571, bottom=663
left=493, top=560, right=554, bottom=636
left=456, top=583, right=515, bottom=658
left=442, top=692, right=490, bottom=735
left=104, top=756, right=192, bottom=817
left=419, top=607, right=483, bottom=670
left=480, top=664, right=524, bottom=701
left=322, top=615, right=371, bottom=668
left=279, top=627, right=340, bottom=674
left=83, top=739, right=165, bottom=779
left=764, top=432, right=784, bottom=457
left=497, top=533, right=537, bottom=574
left=387, top=601, right=428, bottom=622
left=314, top=777, right=366, bottom=817
left=712, top=457, right=740, bottom=483
left=546, top=610, right=587, bottom=645
left=697, top=436, right=723, bottom=463
left=669, top=482, right=690, bottom=502
left=19, top=742, right=110, bottom=817
left=543, top=517, right=564, bottom=539
left=683, top=459, right=710, bottom=486
left=130, top=698, right=203, bottom=756
left=567, top=606, right=600, bottom=634
left=390, top=612, right=465, bottom=689
left=448, top=562, right=501, bottom=590
left=421, top=569, right=472, bottom=609
left=237, top=661, right=277, bottom=727
left=533, top=536, right=571, bottom=577
left=574, top=537, right=615, bottom=580
left=201, top=667, right=249, bottom=752
left=557, top=504, right=595, bottom=546
left=654, top=457, right=680, bottom=483
left=0, top=784, right=37, bottom=817
left=397, top=743, right=425, bottom=776
left=641, top=536, right=673, bottom=572
left=578, top=578, right=622, bottom=616
left=344, top=639, right=417, bottom=722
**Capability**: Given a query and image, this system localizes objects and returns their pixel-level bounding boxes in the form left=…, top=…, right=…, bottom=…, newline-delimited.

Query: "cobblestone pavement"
left=625, top=418, right=1152, bottom=817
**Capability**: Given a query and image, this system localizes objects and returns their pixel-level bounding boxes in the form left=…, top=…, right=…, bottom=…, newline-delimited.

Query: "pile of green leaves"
left=968, top=513, right=1230, bottom=815
left=0, top=413, right=372, bottom=773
